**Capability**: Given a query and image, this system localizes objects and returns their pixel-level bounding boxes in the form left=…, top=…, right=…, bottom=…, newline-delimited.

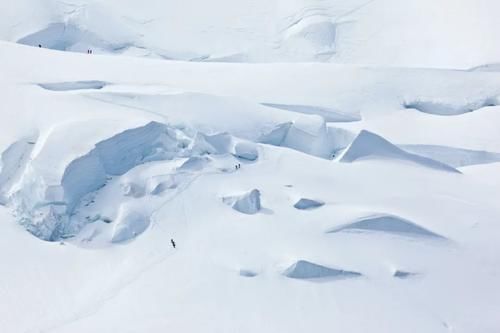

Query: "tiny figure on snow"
left=171, top=238, right=176, bottom=248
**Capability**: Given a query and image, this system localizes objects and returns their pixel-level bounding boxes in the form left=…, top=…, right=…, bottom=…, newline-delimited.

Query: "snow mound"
left=399, top=145, right=500, bottom=168
left=328, top=214, right=446, bottom=239
left=404, top=97, right=498, bottom=116
left=111, top=208, right=149, bottom=243
left=38, top=81, right=107, bottom=91
left=261, top=103, right=360, bottom=122
left=293, top=198, right=325, bottom=210
left=233, top=141, right=258, bottom=161
left=223, top=189, right=261, bottom=215
left=284, top=260, right=361, bottom=280
left=340, top=130, right=460, bottom=173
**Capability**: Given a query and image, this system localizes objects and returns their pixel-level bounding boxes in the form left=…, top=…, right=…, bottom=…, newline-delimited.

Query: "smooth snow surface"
left=1, top=1, right=500, bottom=332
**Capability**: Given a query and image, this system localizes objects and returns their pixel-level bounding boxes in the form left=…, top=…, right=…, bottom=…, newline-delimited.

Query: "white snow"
left=1, top=1, right=500, bottom=333
left=283, top=260, right=362, bottom=280
left=340, top=130, right=460, bottom=173
left=233, top=141, right=259, bottom=161
left=293, top=198, right=325, bottom=210
left=223, top=189, right=262, bottom=215
left=328, top=214, right=446, bottom=240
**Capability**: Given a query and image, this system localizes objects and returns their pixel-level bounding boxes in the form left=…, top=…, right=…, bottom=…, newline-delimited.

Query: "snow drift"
left=340, top=130, right=460, bottom=173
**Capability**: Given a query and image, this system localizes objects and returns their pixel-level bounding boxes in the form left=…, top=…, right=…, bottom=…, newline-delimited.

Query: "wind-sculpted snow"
left=284, top=260, right=361, bottom=280
left=328, top=214, right=446, bottom=240
left=403, top=97, right=499, bottom=116
left=399, top=145, right=500, bottom=168
left=39, top=81, right=107, bottom=91
left=340, top=130, right=460, bottom=173
left=1, top=20, right=500, bottom=332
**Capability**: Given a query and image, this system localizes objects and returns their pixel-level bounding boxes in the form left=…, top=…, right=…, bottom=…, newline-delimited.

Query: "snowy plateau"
left=1, top=0, right=500, bottom=332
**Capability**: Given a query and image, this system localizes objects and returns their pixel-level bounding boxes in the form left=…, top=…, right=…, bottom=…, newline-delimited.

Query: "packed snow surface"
left=1, top=1, right=500, bottom=332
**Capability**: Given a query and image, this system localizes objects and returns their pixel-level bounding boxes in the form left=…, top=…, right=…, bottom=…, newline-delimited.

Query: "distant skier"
left=171, top=238, right=176, bottom=248
left=38, top=44, right=42, bottom=48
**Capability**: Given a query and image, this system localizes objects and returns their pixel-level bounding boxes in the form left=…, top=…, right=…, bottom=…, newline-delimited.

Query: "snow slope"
left=2, top=0, right=500, bottom=68
left=0, top=40, right=499, bottom=333
left=0, top=1, right=500, bottom=332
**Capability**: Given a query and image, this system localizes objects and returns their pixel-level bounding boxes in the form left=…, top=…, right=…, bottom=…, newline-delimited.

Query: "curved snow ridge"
left=11, top=121, right=211, bottom=241
left=403, top=97, right=499, bottom=116
left=261, top=103, right=360, bottom=122
left=284, top=260, right=362, bottom=281
left=38, top=81, right=107, bottom=91
left=399, top=144, right=500, bottom=168
left=327, top=214, right=447, bottom=240
left=339, top=130, right=460, bottom=173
